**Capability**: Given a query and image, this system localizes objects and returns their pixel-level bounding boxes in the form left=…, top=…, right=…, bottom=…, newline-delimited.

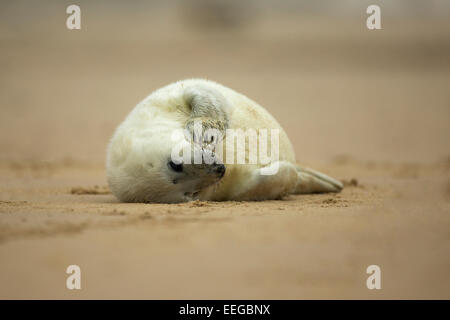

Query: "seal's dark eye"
left=168, top=160, right=183, bottom=172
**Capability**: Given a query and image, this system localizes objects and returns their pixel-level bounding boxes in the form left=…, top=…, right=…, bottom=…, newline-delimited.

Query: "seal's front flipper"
left=182, top=84, right=230, bottom=153
left=294, top=166, right=343, bottom=194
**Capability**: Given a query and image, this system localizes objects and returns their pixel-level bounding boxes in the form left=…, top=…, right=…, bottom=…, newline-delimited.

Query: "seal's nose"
left=213, top=163, right=226, bottom=177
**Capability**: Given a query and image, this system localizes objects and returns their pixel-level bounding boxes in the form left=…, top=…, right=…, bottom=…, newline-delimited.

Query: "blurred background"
left=0, top=0, right=450, bottom=300
left=0, top=0, right=449, bottom=166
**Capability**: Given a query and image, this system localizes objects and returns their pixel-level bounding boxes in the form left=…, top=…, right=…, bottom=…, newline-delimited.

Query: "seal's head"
left=166, top=157, right=225, bottom=201
left=106, top=123, right=225, bottom=203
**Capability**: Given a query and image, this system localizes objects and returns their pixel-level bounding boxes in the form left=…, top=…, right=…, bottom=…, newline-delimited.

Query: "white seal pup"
left=106, top=79, right=343, bottom=203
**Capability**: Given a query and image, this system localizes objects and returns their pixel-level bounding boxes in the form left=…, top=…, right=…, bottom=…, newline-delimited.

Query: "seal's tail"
left=294, top=166, right=343, bottom=194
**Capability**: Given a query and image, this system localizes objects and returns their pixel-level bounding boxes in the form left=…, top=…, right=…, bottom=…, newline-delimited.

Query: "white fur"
left=106, top=79, right=342, bottom=203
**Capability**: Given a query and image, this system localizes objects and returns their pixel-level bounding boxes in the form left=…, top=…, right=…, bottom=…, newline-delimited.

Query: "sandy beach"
left=0, top=2, right=449, bottom=299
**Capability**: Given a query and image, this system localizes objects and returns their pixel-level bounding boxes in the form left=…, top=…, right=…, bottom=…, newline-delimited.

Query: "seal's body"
left=107, top=79, right=343, bottom=203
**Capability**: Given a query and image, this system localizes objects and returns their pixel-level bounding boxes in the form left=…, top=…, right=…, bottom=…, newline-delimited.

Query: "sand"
left=0, top=3, right=449, bottom=299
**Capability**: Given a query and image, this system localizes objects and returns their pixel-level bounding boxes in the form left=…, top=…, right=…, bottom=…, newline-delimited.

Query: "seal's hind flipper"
left=294, top=166, right=343, bottom=194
